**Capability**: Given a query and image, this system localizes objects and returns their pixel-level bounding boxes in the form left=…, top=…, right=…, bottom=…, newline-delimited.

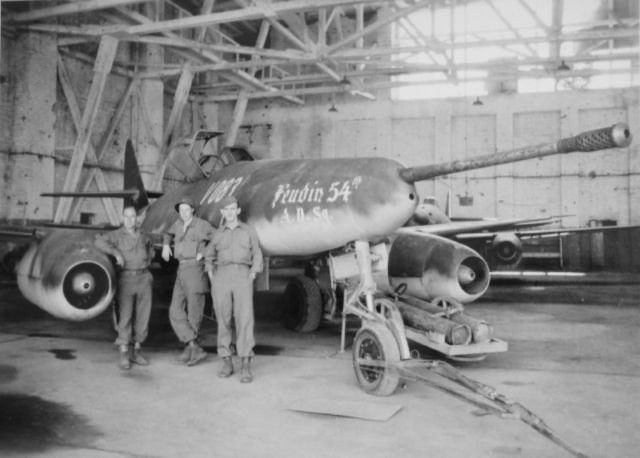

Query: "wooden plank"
left=55, top=36, right=119, bottom=223
left=288, top=398, right=402, bottom=422
left=56, top=53, right=120, bottom=225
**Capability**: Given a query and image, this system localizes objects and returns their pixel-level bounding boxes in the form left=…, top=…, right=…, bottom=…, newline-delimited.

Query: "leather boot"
left=240, top=357, right=253, bottom=383
left=187, top=341, right=207, bottom=367
left=131, top=344, right=149, bottom=366
left=218, top=356, right=233, bottom=378
left=118, top=345, right=131, bottom=370
left=178, top=345, right=192, bottom=363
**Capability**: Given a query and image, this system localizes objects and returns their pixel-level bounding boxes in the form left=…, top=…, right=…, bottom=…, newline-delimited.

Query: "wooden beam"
left=517, top=0, right=551, bottom=33
left=97, top=0, right=375, bottom=36
left=248, top=2, right=373, bottom=99
left=96, top=77, right=137, bottom=159
left=325, top=0, right=430, bottom=55
left=550, top=0, right=564, bottom=63
left=196, top=0, right=216, bottom=42
left=55, top=36, right=119, bottom=223
left=113, top=6, right=304, bottom=105
left=484, top=0, right=539, bottom=58
left=318, top=9, right=327, bottom=47
left=224, top=91, right=249, bottom=147
left=250, top=20, right=272, bottom=77
left=95, top=34, right=310, bottom=61
left=56, top=53, right=120, bottom=225
left=134, top=85, right=161, bottom=149
left=355, top=3, right=364, bottom=49
left=5, top=0, right=149, bottom=23
left=70, top=77, right=136, bottom=222
left=198, top=65, right=634, bottom=101
left=266, top=15, right=310, bottom=52
left=153, top=65, right=195, bottom=188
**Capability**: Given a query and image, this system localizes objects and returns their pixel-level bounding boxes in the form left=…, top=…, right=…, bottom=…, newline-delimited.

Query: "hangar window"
left=390, top=0, right=639, bottom=100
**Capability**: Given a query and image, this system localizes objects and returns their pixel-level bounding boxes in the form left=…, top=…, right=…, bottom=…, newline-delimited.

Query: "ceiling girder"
left=2, top=0, right=637, bottom=103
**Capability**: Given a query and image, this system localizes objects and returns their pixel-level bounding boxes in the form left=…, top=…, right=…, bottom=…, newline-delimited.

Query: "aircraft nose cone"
left=72, top=272, right=95, bottom=295
left=457, top=265, right=476, bottom=284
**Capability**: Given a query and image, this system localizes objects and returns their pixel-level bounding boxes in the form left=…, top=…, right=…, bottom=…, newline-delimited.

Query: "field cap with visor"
left=174, top=196, right=196, bottom=213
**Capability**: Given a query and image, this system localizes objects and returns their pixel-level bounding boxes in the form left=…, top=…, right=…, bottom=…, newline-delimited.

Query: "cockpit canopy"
left=167, top=131, right=255, bottom=182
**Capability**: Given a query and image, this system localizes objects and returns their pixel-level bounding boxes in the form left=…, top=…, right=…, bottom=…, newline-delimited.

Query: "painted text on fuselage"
left=271, top=177, right=362, bottom=225
left=200, top=177, right=244, bottom=205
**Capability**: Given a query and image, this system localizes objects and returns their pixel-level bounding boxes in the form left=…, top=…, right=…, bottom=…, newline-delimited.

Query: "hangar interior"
left=0, top=2, right=640, bottom=458
left=1, top=0, right=639, bottom=270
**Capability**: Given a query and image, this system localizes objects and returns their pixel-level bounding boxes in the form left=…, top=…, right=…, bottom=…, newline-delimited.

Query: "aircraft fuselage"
left=142, top=157, right=418, bottom=256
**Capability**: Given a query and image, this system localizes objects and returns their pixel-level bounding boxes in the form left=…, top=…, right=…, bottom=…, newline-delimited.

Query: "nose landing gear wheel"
left=353, top=323, right=401, bottom=396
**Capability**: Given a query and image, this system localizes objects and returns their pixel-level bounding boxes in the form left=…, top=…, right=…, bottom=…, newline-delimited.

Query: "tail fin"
left=124, top=140, right=149, bottom=210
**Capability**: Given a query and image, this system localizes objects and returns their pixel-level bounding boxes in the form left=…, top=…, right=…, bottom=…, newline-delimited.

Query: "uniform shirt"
left=95, top=226, right=154, bottom=270
left=205, top=222, right=263, bottom=275
left=163, top=217, right=214, bottom=261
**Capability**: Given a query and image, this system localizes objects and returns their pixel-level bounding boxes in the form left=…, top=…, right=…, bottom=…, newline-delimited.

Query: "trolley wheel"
left=353, top=323, right=401, bottom=396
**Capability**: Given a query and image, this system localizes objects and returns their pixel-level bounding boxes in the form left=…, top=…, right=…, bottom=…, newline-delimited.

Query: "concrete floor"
left=0, top=277, right=639, bottom=458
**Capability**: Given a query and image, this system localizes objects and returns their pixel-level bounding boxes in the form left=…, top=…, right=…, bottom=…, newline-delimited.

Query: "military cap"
left=174, top=196, right=196, bottom=212
left=220, top=195, right=238, bottom=208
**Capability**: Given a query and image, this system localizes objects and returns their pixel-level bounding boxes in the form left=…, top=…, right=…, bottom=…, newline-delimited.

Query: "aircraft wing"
left=401, top=216, right=560, bottom=239
left=463, top=223, right=640, bottom=241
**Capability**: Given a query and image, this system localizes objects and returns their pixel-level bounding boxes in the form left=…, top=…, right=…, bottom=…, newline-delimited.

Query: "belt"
left=179, top=258, right=203, bottom=265
left=216, top=263, right=249, bottom=268
left=121, top=268, right=149, bottom=275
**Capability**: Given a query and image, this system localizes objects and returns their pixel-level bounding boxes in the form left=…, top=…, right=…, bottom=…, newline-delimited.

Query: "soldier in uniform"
left=95, top=205, right=155, bottom=370
left=205, top=196, right=263, bottom=383
left=162, top=196, right=214, bottom=367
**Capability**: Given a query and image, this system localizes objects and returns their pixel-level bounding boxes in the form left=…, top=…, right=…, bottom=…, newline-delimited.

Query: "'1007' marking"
left=200, top=177, right=244, bottom=205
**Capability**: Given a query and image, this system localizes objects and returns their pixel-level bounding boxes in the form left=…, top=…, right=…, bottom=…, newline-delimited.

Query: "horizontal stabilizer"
left=41, top=190, right=163, bottom=199
left=41, top=191, right=138, bottom=198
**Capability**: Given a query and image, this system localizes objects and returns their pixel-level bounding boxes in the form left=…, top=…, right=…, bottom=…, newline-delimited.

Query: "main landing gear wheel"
left=283, top=276, right=323, bottom=333
left=353, top=323, right=401, bottom=396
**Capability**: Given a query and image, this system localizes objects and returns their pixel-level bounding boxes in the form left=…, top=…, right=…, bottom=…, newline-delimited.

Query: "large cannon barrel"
left=400, top=122, right=632, bottom=183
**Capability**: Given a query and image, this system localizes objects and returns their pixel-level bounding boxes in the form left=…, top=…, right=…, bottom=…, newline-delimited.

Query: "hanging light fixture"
left=472, top=97, right=483, bottom=106
left=328, top=93, right=338, bottom=112
left=557, top=60, right=571, bottom=71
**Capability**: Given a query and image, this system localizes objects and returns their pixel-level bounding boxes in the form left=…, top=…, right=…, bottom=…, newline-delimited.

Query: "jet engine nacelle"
left=16, top=230, right=116, bottom=321
left=383, top=231, right=490, bottom=303
left=330, top=231, right=490, bottom=304
left=490, top=232, right=523, bottom=265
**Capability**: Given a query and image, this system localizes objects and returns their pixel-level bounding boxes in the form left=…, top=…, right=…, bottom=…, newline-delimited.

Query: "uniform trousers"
left=115, top=270, right=153, bottom=346
left=211, top=264, right=255, bottom=358
left=169, top=263, right=208, bottom=343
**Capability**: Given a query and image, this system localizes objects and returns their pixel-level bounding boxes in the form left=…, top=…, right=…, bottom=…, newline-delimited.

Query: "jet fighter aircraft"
left=407, top=196, right=640, bottom=271
left=10, top=123, right=633, bottom=335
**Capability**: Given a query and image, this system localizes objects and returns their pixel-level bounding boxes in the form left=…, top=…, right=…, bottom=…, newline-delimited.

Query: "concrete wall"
left=0, top=33, right=169, bottom=225
left=226, top=87, right=639, bottom=228
left=0, top=32, right=56, bottom=222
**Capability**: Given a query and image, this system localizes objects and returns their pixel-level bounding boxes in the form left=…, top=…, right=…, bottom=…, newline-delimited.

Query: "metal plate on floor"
left=288, top=398, right=402, bottom=422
